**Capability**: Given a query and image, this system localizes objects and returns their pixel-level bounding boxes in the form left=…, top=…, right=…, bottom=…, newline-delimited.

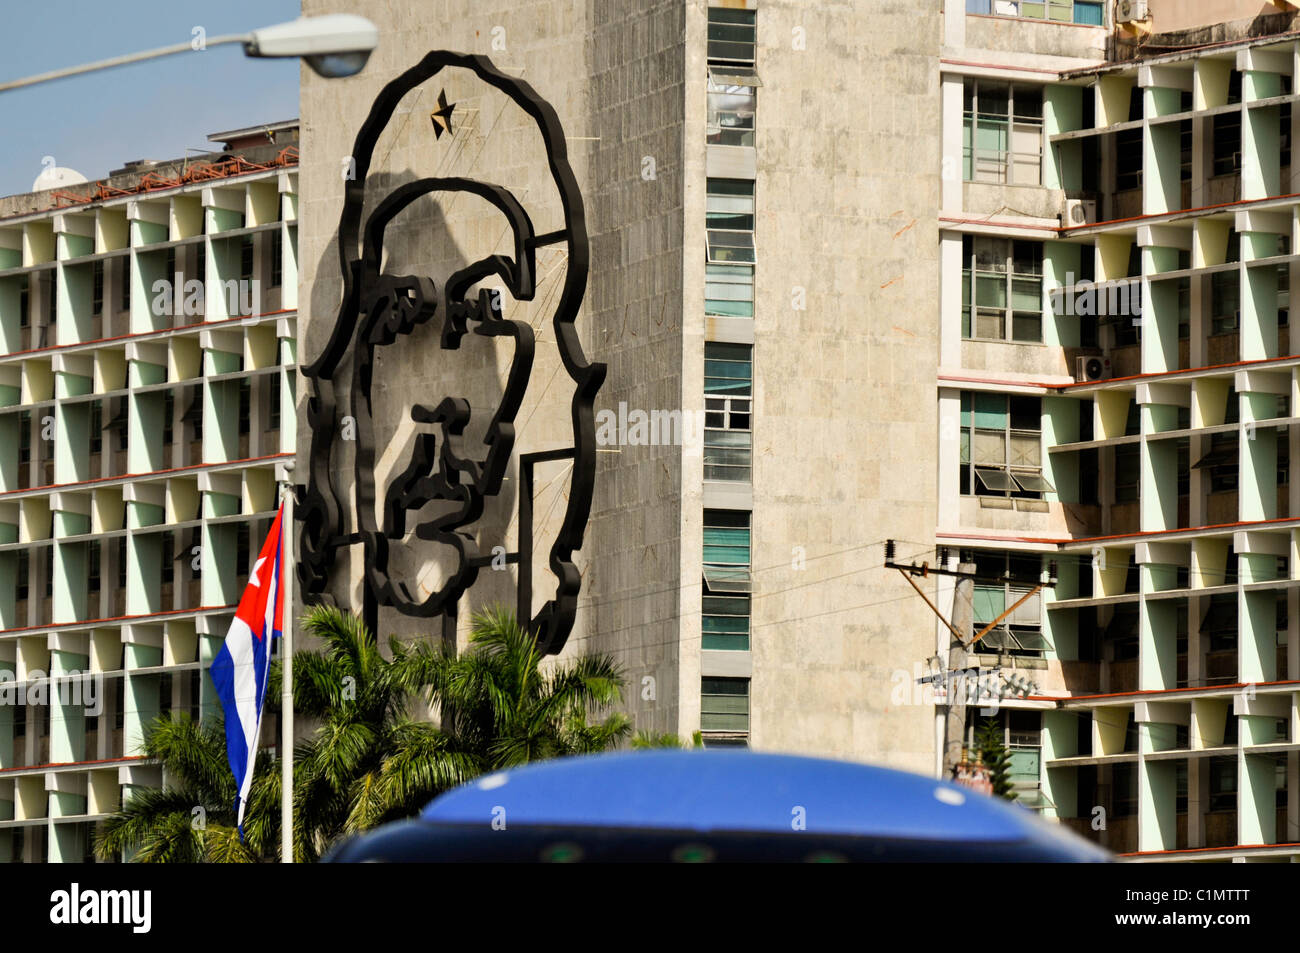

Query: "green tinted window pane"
left=1073, top=1, right=1104, bottom=25
left=707, top=178, right=755, bottom=198
left=703, top=613, right=750, bottom=633
left=701, top=712, right=749, bottom=731
left=1012, top=312, right=1043, bottom=342
left=1011, top=277, right=1041, bottom=310
left=973, top=393, right=1007, bottom=429
left=703, top=594, right=750, bottom=616
left=702, top=632, right=750, bottom=651
left=704, top=280, right=754, bottom=303
left=976, top=121, right=1007, bottom=157
left=1008, top=748, right=1041, bottom=782
left=706, top=299, right=754, bottom=317
left=960, top=428, right=970, bottom=464
left=703, top=526, right=750, bottom=544
left=963, top=119, right=974, bottom=180
left=973, top=585, right=1006, bottom=623
left=702, top=677, right=748, bottom=696
left=704, top=547, right=749, bottom=565
left=976, top=275, right=1007, bottom=307
left=703, top=695, right=748, bottom=715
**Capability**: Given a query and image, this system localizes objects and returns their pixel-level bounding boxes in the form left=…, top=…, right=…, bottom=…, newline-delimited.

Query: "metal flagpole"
left=276, top=461, right=295, bottom=863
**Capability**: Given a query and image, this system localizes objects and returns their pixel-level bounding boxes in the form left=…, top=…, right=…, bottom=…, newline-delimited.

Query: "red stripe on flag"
left=234, top=503, right=285, bottom=638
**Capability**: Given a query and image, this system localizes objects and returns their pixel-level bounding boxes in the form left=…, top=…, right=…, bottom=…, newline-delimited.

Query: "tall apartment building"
left=0, top=124, right=299, bottom=862
left=942, top=0, right=1300, bottom=860
left=298, top=1, right=940, bottom=773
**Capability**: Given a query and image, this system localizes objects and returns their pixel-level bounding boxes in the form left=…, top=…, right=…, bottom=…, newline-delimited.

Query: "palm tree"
left=287, top=604, right=480, bottom=861
left=390, top=604, right=633, bottom=769
left=94, top=715, right=280, bottom=862
left=96, top=604, right=633, bottom=861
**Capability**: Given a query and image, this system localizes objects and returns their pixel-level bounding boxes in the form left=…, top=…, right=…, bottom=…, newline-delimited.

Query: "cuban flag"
left=209, top=504, right=285, bottom=833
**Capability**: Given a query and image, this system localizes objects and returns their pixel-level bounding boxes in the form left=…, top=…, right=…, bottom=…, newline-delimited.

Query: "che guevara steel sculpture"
left=296, top=51, right=605, bottom=656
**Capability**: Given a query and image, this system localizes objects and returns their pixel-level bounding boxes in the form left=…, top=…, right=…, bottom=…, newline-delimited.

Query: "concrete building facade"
left=942, top=0, right=1300, bottom=861
left=0, top=125, right=299, bottom=862
left=296, top=0, right=941, bottom=774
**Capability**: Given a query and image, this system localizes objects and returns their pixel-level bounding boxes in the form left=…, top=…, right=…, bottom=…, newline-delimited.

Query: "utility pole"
left=946, top=562, right=975, bottom=777
left=885, top=541, right=1057, bottom=781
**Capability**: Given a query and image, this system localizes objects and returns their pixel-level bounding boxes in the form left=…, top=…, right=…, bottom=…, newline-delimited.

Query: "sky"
left=0, top=0, right=301, bottom=197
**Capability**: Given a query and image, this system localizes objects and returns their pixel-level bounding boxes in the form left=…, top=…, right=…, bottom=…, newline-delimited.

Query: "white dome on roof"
left=32, top=166, right=88, bottom=192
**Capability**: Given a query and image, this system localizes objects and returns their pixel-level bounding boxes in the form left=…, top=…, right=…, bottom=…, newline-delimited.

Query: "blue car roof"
left=419, top=750, right=1104, bottom=857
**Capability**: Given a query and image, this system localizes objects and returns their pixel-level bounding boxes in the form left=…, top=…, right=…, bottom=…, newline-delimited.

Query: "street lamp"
left=0, top=13, right=379, bottom=93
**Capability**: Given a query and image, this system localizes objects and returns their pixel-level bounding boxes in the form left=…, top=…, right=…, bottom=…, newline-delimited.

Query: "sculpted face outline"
left=298, top=51, right=605, bottom=655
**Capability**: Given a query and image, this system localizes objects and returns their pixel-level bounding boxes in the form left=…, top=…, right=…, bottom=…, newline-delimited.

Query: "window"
left=1112, top=762, right=1137, bottom=817
left=89, top=399, right=102, bottom=455
left=708, top=77, right=755, bottom=148
left=707, top=7, right=755, bottom=68
left=1210, top=269, right=1239, bottom=334
left=958, top=393, right=1053, bottom=498
left=161, top=532, right=174, bottom=586
left=269, top=374, right=281, bottom=431
left=92, top=260, right=104, bottom=317
left=701, top=676, right=749, bottom=740
left=18, top=410, right=31, bottom=467
left=44, top=545, right=53, bottom=598
left=45, top=273, right=56, bottom=328
left=119, top=257, right=131, bottom=313
left=706, top=179, right=754, bottom=264
left=971, top=551, right=1049, bottom=657
left=16, top=550, right=28, bottom=602
left=1209, top=756, right=1236, bottom=812
left=1201, top=594, right=1238, bottom=653
left=163, top=391, right=174, bottom=449
left=236, top=523, right=250, bottom=578
left=88, top=540, right=100, bottom=594
left=703, top=509, right=751, bottom=651
left=238, top=379, right=251, bottom=437
left=967, top=0, right=1104, bottom=25
left=963, top=80, right=1042, bottom=185
left=1193, top=433, right=1238, bottom=493
left=706, top=178, right=754, bottom=318
left=1115, top=127, right=1143, bottom=192
left=704, top=343, right=751, bottom=482
left=117, top=536, right=127, bottom=589
left=18, top=276, right=29, bottom=328
left=1115, top=443, right=1139, bottom=504
left=962, top=236, right=1043, bottom=342
left=1212, top=110, right=1242, bottom=177
left=106, top=397, right=128, bottom=452
left=183, top=385, right=203, bottom=441
left=240, top=235, right=255, bottom=282
left=1283, top=102, right=1292, bottom=169
left=705, top=3, right=757, bottom=148
left=270, top=230, right=283, bottom=289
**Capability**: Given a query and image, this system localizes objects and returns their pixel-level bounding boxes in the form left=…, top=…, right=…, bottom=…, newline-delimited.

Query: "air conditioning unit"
left=1076, top=355, right=1111, bottom=383
left=1063, top=198, right=1097, bottom=227
left=1115, top=0, right=1150, bottom=24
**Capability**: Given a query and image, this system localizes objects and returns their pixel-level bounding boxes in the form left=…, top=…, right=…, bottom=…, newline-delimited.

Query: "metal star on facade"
left=429, top=89, right=456, bottom=139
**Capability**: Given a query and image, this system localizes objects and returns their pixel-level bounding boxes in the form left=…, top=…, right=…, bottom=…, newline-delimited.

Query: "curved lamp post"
left=0, top=13, right=379, bottom=92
